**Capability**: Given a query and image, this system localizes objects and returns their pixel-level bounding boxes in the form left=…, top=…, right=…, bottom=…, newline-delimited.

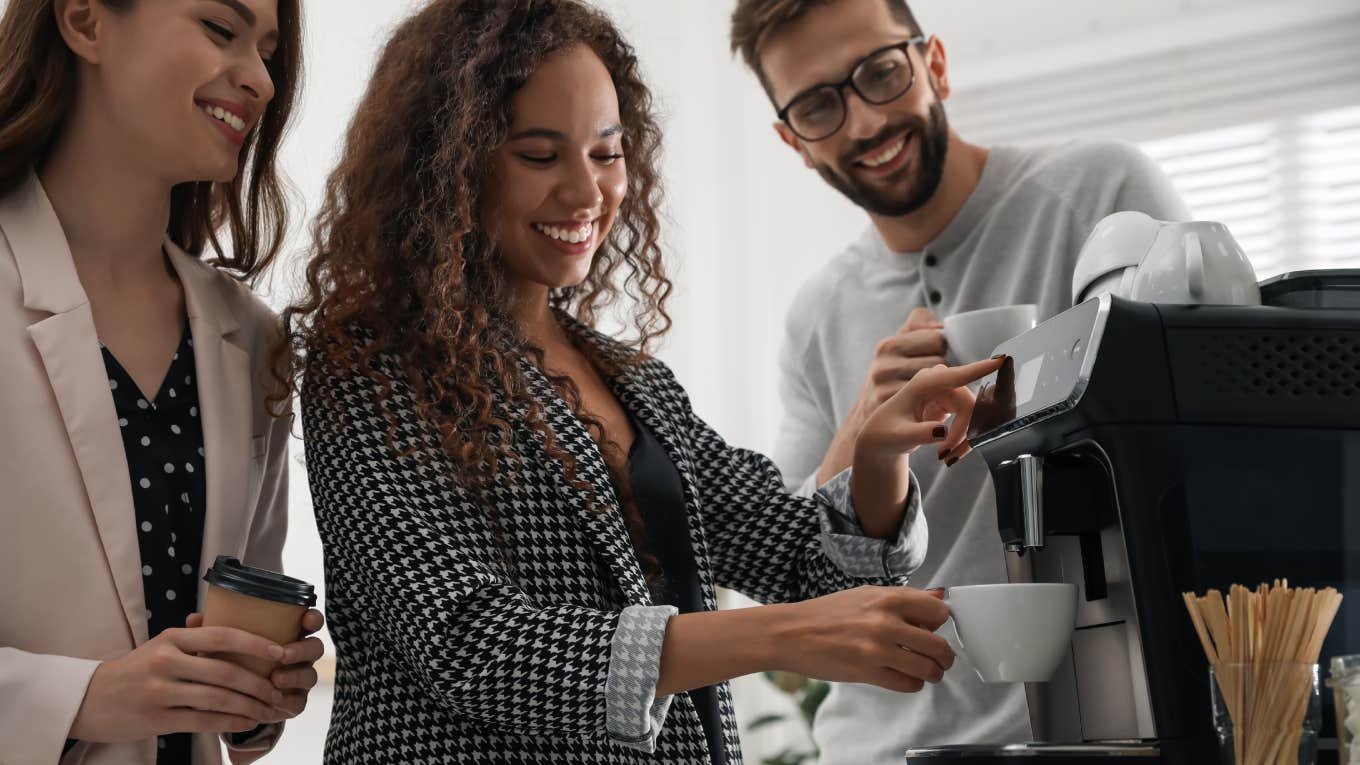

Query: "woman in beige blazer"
left=0, top=1, right=323, bottom=763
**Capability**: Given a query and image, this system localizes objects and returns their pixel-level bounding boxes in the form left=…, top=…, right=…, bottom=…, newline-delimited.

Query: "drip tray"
left=905, top=742, right=1160, bottom=762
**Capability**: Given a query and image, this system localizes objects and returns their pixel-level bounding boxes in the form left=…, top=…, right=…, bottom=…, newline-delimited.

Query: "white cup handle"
left=1116, top=265, right=1139, bottom=298
left=1185, top=232, right=1205, bottom=300
left=941, top=603, right=972, bottom=668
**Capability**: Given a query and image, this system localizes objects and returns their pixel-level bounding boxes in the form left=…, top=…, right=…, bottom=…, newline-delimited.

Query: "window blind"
left=1139, top=106, right=1360, bottom=278
left=947, top=11, right=1360, bottom=278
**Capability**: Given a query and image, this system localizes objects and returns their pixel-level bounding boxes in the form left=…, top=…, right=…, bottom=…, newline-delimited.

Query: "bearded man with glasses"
left=730, top=1, right=1191, bottom=761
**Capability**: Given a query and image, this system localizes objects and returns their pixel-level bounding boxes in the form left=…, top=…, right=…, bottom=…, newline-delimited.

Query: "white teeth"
left=200, top=104, right=246, bottom=133
left=861, top=134, right=908, bottom=168
left=533, top=222, right=593, bottom=244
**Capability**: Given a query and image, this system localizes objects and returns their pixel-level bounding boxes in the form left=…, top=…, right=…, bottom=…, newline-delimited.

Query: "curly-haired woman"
left=286, top=0, right=1003, bottom=761
left=0, top=1, right=325, bottom=763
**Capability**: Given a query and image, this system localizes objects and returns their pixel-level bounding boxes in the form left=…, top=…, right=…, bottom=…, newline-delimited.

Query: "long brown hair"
left=0, top=0, right=303, bottom=278
left=281, top=0, right=671, bottom=572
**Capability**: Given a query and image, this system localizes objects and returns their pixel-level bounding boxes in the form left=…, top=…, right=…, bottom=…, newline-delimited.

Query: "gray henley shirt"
left=772, top=140, right=1191, bottom=763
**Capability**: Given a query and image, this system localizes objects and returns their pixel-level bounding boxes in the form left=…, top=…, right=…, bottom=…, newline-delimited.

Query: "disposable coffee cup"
left=202, top=556, right=316, bottom=677
left=942, top=305, right=1038, bottom=366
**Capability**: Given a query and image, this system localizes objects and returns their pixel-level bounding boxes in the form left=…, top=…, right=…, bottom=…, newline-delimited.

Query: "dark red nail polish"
left=991, top=353, right=1007, bottom=360
left=933, top=426, right=947, bottom=438
left=946, top=456, right=960, bottom=467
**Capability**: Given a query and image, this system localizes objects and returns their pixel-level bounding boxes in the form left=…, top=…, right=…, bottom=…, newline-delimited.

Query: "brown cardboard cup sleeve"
left=201, top=556, right=317, bottom=677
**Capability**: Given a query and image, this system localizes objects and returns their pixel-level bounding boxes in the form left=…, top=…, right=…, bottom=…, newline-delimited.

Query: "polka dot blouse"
left=101, top=325, right=206, bottom=764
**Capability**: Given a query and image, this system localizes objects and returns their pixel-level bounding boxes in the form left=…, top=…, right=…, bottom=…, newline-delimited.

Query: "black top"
left=102, top=326, right=207, bottom=765
left=625, top=412, right=727, bottom=765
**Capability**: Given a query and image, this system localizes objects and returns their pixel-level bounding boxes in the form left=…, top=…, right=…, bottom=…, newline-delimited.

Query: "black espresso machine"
left=905, top=273, right=1360, bottom=764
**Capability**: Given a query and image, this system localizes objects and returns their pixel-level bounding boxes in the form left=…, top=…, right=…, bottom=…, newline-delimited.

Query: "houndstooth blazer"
left=302, top=322, right=928, bottom=764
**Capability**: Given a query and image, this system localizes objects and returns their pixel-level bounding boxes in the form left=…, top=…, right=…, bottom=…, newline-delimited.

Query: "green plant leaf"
left=798, top=679, right=831, bottom=725
left=746, top=713, right=786, bottom=731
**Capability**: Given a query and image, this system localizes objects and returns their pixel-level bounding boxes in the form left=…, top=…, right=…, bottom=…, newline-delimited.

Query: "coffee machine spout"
left=1001, top=455, right=1045, bottom=553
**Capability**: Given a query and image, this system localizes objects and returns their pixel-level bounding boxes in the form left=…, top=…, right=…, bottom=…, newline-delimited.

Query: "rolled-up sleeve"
left=604, top=604, right=679, bottom=752
left=222, top=723, right=283, bottom=765
left=814, top=468, right=927, bottom=580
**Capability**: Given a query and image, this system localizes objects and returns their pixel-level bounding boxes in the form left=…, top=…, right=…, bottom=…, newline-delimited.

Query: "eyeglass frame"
left=775, top=35, right=928, bottom=142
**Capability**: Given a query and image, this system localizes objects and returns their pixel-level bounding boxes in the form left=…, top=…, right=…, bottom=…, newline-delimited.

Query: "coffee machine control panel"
left=968, top=295, right=1112, bottom=447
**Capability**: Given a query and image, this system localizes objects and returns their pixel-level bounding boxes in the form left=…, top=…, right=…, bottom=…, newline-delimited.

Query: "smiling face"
left=481, top=43, right=628, bottom=298
left=74, top=0, right=280, bottom=184
left=759, top=0, right=951, bottom=217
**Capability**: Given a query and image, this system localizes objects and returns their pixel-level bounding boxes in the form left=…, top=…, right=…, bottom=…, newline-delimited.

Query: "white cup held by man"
left=942, top=304, right=1039, bottom=366
left=945, top=583, right=1078, bottom=683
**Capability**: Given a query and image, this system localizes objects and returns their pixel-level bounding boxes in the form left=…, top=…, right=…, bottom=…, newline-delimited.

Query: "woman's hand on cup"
left=186, top=609, right=326, bottom=719
left=67, top=626, right=286, bottom=743
left=272, top=609, right=325, bottom=716
left=772, top=586, right=953, bottom=693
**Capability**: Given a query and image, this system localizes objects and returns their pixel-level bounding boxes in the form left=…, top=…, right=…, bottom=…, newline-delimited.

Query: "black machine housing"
left=964, top=292, right=1360, bottom=763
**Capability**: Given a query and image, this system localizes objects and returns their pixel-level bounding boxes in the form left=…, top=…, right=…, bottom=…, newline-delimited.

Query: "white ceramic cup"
left=1071, top=210, right=1161, bottom=304
left=1128, top=221, right=1261, bottom=306
left=1071, top=211, right=1261, bottom=306
left=945, top=582, right=1077, bottom=683
left=942, top=305, right=1039, bottom=366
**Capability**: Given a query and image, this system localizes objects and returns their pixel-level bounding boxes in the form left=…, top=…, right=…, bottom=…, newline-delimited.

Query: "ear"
left=53, top=0, right=103, bottom=65
left=774, top=121, right=816, bottom=169
left=922, top=35, right=951, bottom=101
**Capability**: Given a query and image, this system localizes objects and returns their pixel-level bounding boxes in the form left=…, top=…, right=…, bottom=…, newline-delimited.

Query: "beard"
left=814, top=97, right=950, bottom=218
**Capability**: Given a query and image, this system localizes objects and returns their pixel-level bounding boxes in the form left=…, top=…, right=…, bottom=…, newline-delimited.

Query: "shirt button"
left=924, top=254, right=938, bottom=267
left=929, top=290, right=943, bottom=304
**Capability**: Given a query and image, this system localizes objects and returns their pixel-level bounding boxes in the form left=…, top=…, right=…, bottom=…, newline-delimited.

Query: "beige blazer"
left=0, top=172, right=293, bottom=765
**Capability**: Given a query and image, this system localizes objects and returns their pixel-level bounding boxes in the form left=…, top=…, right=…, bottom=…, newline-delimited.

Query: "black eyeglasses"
left=776, top=36, right=926, bottom=142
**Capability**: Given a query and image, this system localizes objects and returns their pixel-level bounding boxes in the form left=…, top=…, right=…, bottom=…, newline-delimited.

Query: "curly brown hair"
left=278, top=0, right=671, bottom=573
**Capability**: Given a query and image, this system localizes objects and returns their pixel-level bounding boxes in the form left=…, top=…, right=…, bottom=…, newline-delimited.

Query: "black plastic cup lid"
left=203, top=555, right=316, bottom=607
